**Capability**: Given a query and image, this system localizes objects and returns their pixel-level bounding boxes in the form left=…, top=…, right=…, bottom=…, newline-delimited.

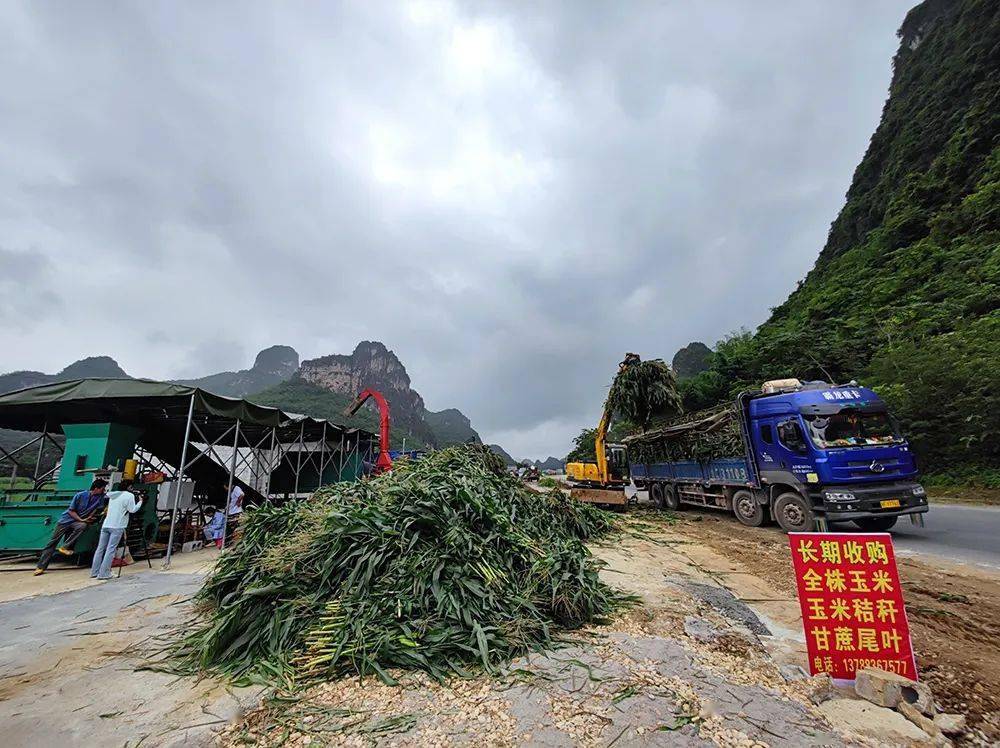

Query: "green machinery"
left=0, top=422, right=160, bottom=555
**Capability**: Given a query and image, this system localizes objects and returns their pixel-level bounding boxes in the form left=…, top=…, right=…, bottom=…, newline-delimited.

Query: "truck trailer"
left=626, top=379, right=929, bottom=532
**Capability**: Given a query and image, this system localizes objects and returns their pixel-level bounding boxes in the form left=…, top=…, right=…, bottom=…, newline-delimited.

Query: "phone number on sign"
left=842, top=657, right=912, bottom=675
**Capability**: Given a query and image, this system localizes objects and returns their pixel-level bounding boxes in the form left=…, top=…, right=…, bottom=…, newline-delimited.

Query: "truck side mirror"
left=778, top=421, right=807, bottom=453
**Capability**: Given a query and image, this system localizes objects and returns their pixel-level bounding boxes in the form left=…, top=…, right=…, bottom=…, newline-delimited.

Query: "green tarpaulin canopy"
left=0, top=378, right=369, bottom=443
left=0, top=377, right=375, bottom=506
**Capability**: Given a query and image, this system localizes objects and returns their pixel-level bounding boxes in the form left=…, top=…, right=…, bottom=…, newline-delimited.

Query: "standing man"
left=228, top=483, right=244, bottom=517
left=91, top=480, right=142, bottom=580
left=34, top=479, right=108, bottom=575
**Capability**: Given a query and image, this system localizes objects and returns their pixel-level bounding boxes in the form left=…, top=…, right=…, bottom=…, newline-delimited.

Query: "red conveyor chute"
left=342, top=388, right=393, bottom=473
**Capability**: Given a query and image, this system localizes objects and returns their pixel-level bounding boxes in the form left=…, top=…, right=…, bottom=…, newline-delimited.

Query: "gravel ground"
left=226, top=627, right=846, bottom=747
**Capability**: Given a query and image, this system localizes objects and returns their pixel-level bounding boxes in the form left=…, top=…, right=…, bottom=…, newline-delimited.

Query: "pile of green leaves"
left=625, top=406, right=743, bottom=464
left=164, top=445, right=619, bottom=687
left=607, top=354, right=684, bottom=432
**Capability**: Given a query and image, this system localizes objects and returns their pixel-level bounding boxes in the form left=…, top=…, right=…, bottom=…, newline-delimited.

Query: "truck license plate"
left=880, top=499, right=901, bottom=508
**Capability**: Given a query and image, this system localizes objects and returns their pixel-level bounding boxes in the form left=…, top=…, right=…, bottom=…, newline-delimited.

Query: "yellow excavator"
left=565, top=355, right=637, bottom=505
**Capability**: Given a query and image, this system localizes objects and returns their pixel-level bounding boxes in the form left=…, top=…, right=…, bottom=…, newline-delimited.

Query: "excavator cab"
left=607, top=444, right=628, bottom=481
left=566, top=442, right=629, bottom=505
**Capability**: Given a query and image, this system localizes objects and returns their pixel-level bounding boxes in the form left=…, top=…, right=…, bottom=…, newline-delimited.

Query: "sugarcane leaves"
left=162, top=444, right=623, bottom=687
left=472, top=621, right=490, bottom=670
left=624, top=404, right=742, bottom=464
left=607, top=355, right=683, bottom=432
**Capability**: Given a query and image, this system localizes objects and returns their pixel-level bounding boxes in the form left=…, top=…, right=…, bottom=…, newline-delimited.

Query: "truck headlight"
left=911, top=486, right=926, bottom=496
left=825, top=491, right=856, bottom=503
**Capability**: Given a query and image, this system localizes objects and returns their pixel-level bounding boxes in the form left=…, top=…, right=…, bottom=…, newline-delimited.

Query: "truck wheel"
left=663, top=485, right=680, bottom=511
left=650, top=483, right=665, bottom=510
left=733, top=489, right=766, bottom=527
left=774, top=492, right=813, bottom=533
left=853, top=516, right=898, bottom=532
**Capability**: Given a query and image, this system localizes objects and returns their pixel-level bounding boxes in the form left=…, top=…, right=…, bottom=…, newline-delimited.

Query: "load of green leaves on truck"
left=606, top=353, right=684, bottom=431
left=161, top=445, right=620, bottom=687
left=624, top=405, right=743, bottom=464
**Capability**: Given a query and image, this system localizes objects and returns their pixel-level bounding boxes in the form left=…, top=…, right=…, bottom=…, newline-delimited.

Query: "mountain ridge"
left=0, top=356, right=128, bottom=394
left=679, top=0, right=1000, bottom=477
left=0, top=342, right=492, bottom=455
left=175, top=345, right=299, bottom=397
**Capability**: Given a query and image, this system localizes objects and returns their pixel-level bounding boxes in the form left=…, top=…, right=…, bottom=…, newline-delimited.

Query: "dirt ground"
left=0, top=555, right=264, bottom=747
left=927, top=486, right=1000, bottom=507
left=0, top=543, right=219, bottom=603
left=220, top=511, right=974, bottom=747
left=665, top=509, right=1000, bottom=741
left=5, top=508, right=992, bottom=746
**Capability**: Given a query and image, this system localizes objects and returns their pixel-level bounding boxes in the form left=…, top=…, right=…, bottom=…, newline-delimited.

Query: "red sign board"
left=789, top=533, right=917, bottom=681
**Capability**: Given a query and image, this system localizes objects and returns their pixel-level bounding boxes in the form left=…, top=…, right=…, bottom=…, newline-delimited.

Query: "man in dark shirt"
left=34, top=479, right=108, bottom=575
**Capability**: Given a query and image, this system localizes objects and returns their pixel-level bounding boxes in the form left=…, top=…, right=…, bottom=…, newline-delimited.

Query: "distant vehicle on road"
left=627, top=379, right=929, bottom=533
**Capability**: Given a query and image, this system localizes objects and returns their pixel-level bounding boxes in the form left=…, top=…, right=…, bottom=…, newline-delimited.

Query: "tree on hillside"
left=672, top=342, right=713, bottom=379
left=674, top=0, right=1000, bottom=481
left=565, top=420, right=640, bottom=464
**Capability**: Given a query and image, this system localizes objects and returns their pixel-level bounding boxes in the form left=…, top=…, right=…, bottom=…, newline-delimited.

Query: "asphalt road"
left=630, top=488, right=1000, bottom=571
left=842, top=502, right=1000, bottom=570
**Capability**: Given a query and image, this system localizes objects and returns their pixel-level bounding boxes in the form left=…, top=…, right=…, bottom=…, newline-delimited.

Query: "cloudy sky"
left=0, top=0, right=913, bottom=458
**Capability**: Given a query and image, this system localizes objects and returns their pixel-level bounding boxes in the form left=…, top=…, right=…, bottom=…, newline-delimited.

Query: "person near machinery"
left=34, top=479, right=109, bottom=575
left=91, top=479, right=142, bottom=580
left=202, top=505, right=226, bottom=548
left=228, top=484, right=244, bottom=518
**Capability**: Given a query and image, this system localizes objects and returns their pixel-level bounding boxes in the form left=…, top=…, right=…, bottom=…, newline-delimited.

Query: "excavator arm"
left=594, top=403, right=612, bottom=484
left=567, top=354, right=638, bottom=504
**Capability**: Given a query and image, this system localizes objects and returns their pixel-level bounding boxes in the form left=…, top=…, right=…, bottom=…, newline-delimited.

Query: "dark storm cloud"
left=0, top=1, right=912, bottom=457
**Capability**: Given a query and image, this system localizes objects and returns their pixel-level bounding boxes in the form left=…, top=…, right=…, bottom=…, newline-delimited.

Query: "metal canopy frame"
left=0, top=426, right=64, bottom=490
left=0, top=379, right=377, bottom=568
left=157, top=397, right=374, bottom=567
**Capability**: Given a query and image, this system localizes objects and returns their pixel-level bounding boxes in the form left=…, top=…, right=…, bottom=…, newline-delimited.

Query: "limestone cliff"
left=299, top=341, right=438, bottom=448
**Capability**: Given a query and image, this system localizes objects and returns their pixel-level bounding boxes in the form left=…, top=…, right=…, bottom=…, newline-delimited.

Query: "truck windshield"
left=804, top=410, right=902, bottom=449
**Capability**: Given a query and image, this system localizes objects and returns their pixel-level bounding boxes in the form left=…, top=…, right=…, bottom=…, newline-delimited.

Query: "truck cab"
left=746, top=383, right=928, bottom=531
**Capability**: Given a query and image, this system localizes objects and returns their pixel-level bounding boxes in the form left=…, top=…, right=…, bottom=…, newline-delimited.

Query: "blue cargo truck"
left=627, top=380, right=929, bottom=532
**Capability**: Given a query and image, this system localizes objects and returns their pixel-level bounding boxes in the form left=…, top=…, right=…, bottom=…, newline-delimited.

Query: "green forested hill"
left=682, top=0, right=999, bottom=481
left=249, top=380, right=475, bottom=451
left=424, top=409, right=482, bottom=446
left=248, top=379, right=385, bottom=440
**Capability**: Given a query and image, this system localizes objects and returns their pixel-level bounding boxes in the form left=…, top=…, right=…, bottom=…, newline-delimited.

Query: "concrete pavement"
left=0, top=565, right=261, bottom=747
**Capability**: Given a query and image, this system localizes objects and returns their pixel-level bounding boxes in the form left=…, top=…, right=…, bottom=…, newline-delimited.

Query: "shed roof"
left=0, top=378, right=371, bottom=444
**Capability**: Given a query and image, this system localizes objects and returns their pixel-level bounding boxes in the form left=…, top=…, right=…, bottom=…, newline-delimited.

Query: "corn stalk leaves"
left=162, top=445, right=620, bottom=686
left=624, top=405, right=743, bottom=463
left=606, top=354, right=684, bottom=432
